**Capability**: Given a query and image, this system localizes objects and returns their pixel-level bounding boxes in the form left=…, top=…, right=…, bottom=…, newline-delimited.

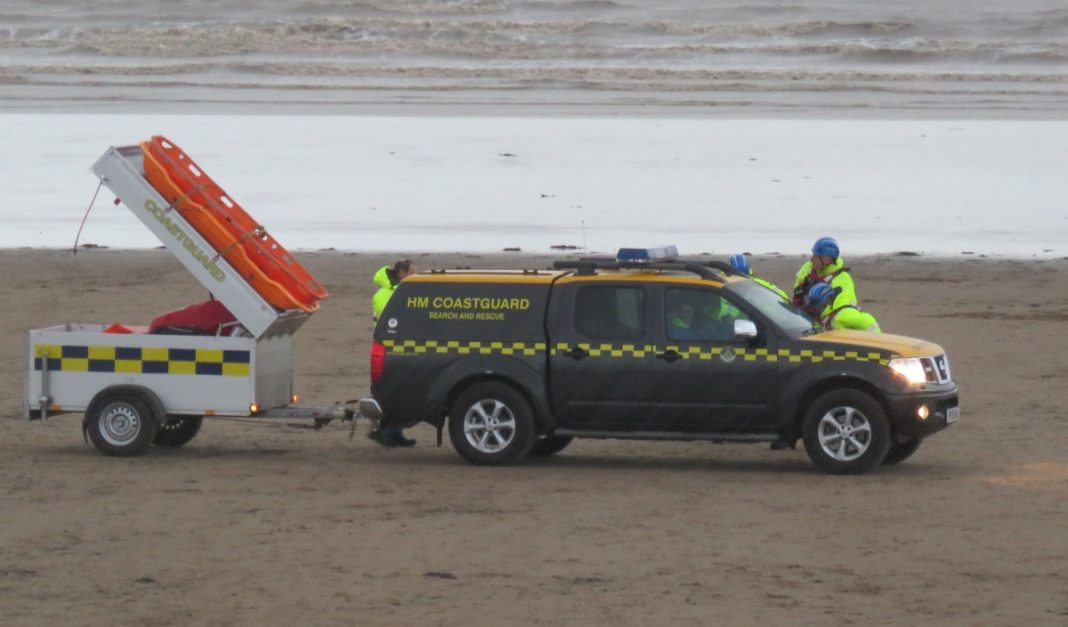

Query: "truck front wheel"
left=448, top=382, right=535, bottom=465
left=154, top=416, right=203, bottom=448
left=86, top=394, right=159, bottom=457
left=802, top=389, right=890, bottom=475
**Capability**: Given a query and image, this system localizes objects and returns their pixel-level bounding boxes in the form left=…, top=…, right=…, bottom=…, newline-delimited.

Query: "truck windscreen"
left=729, top=281, right=816, bottom=337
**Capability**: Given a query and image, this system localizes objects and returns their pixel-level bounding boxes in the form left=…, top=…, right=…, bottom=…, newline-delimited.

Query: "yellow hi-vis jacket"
left=794, top=257, right=855, bottom=310
left=821, top=304, right=882, bottom=332
left=752, top=274, right=788, bottom=300
left=794, top=257, right=880, bottom=332
left=372, top=265, right=396, bottom=322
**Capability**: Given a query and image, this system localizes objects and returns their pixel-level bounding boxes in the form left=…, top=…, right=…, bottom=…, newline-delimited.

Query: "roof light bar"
left=616, top=245, right=679, bottom=263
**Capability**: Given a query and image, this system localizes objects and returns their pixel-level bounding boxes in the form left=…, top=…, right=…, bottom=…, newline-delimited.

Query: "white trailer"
left=23, top=144, right=351, bottom=455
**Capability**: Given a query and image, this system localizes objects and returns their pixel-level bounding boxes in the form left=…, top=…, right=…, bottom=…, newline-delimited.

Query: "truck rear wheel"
left=154, top=416, right=203, bottom=448
left=86, top=394, right=159, bottom=457
left=448, top=382, right=535, bottom=465
left=802, top=389, right=890, bottom=475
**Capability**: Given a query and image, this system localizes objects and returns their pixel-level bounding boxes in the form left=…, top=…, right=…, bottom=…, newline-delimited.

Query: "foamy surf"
left=1, top=0, right=1066, bottom=115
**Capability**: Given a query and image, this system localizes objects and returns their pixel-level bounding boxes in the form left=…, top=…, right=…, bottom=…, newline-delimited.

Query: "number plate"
left=946, top=406, right=960, bottom=423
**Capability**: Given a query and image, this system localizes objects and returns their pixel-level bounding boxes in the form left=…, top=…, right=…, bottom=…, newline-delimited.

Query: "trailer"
left=23, top=143, right=353, bottom=456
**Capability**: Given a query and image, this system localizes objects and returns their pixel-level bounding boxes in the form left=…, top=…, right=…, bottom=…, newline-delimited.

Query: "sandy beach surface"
left=1, top=248, right=1066, bottom=625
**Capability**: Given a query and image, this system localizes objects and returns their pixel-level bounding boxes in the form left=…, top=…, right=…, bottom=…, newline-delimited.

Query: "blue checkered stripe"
left=33, top=344, right=252, bottom=376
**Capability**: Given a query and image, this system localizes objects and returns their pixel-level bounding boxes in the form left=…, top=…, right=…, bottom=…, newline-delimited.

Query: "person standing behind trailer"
left=728, top=254, right=788, bottom=300
left=368, top=258, right=417, bottom=447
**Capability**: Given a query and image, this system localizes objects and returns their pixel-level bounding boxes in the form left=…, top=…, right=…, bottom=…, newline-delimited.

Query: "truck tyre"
left=448, top=382, right=536, bottom=465
left=529, top=435, right=573, bottom=458
left=882, top=437, right=922, bottom=465
left=86, top=393, right=159, bottom=457
left=802, top=389, right=890, bottom=475
left=154, top=416, right=203, bottom=448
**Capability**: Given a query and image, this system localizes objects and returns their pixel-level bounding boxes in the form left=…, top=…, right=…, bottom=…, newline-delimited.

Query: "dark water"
left=2, top=1, right=1067, bottom=115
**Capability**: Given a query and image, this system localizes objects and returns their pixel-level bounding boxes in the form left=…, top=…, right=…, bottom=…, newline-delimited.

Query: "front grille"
left=925, top=354, right=952, bottom=384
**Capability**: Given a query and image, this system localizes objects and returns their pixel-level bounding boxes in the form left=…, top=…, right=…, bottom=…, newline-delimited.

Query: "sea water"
left=2, top=114, right=1065, bottom=257
left=2, top=0, right=1066, bottom=115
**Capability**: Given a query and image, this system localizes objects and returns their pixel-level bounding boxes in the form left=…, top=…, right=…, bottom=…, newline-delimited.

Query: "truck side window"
left=666, top=288, right=750, bottom=342
left=574, top=286, right=644, bottom=340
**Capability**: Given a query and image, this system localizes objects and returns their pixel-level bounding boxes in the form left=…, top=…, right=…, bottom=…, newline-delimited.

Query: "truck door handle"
left=656, top=350, right=681, bottom=363
left=564, top=346, right=588, bottom=360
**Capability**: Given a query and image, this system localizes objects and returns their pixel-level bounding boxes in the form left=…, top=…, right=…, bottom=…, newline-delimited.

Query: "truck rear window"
left=574, top=286, right=644, bottom=340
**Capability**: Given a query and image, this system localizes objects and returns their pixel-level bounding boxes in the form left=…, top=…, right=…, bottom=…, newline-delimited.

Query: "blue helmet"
left=806, top=282, right=835, bottom=309
left=811, top=236, right=840, bottom=260
left=728, top=254, right=750, bottom=275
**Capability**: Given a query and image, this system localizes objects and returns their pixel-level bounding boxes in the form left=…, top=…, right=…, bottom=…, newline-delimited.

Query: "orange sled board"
left=141, top=136, right=327, bottom=313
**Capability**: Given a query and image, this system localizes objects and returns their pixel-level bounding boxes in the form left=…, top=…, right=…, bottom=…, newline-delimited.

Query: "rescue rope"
left=165, top=182, right=216, bottom=214
left=155, top=170, right=272, bottom=265
left=160, top=176, right=271, bottom=265
left=211, top=224, right=268, bottom=263
left=72, top=180, right=104, bottom=255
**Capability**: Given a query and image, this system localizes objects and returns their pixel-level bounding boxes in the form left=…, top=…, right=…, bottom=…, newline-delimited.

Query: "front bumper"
left=886, top=385, right=959, bottom=439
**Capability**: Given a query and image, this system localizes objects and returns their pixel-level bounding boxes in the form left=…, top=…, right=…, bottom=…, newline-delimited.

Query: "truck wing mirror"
left=734, top=319, right=758, bottom=339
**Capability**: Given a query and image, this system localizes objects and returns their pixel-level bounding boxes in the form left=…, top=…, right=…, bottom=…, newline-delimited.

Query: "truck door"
left=644, top=284, right=782, bottom=431
left=548, top=280, right=658, bottom=429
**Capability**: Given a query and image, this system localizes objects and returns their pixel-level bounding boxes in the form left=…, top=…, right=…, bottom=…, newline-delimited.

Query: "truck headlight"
left=888, top=357, right=927, bottom=385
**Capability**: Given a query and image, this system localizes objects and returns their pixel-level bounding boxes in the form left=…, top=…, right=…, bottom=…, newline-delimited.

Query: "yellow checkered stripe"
left=380, top=339, right=890, bottom=365
left=383, top=339, right=547, bottom=357
left=665, top=347, right=890, bottom=364
left=551, top=343, right=658, bottom=358
left=552, top=343, right=890, bottom=364
left=33, top=344, right=251, bottom=377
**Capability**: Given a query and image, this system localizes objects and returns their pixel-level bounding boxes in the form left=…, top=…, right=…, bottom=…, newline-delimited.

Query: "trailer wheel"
left=86, top=394, right=159, bottom=457
left=154, top=416, right=203, bottom=449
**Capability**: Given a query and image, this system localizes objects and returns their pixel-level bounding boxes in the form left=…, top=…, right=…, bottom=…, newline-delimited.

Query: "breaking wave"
left=2, top=0, right=1065, bottom=113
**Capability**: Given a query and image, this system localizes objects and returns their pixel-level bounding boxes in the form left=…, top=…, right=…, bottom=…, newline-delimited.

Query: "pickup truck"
left=359, top=250, right=959, bottom=474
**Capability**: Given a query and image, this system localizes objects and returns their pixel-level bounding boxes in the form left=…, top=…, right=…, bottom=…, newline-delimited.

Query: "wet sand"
left=1, top=249, right=1067, bottom=625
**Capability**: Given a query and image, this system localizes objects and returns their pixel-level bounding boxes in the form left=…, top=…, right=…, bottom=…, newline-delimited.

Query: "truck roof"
left=405, top=270, right=567, bottom=284
left=405, top=267, right=745, bottom=286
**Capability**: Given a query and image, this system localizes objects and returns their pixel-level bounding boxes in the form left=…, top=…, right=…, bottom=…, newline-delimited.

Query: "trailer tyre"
left=86, top=394, right=159, bottom=457
left=154, top=416, right=203, bottom=449
left=448, top=382, right=536, bottom=466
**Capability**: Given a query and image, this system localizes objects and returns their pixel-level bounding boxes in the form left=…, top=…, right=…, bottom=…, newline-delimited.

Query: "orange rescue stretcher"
left=141, top=135, right=328, bottom=313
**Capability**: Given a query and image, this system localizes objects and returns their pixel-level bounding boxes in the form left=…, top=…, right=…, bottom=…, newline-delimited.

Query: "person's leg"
left=383, top=426, right=415, bottom=447
left=369, top=425, right=416, bottom=447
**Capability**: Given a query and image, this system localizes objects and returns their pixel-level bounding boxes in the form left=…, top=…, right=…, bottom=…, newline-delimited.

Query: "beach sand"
left=2, top=249, right=1067, bottom=625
